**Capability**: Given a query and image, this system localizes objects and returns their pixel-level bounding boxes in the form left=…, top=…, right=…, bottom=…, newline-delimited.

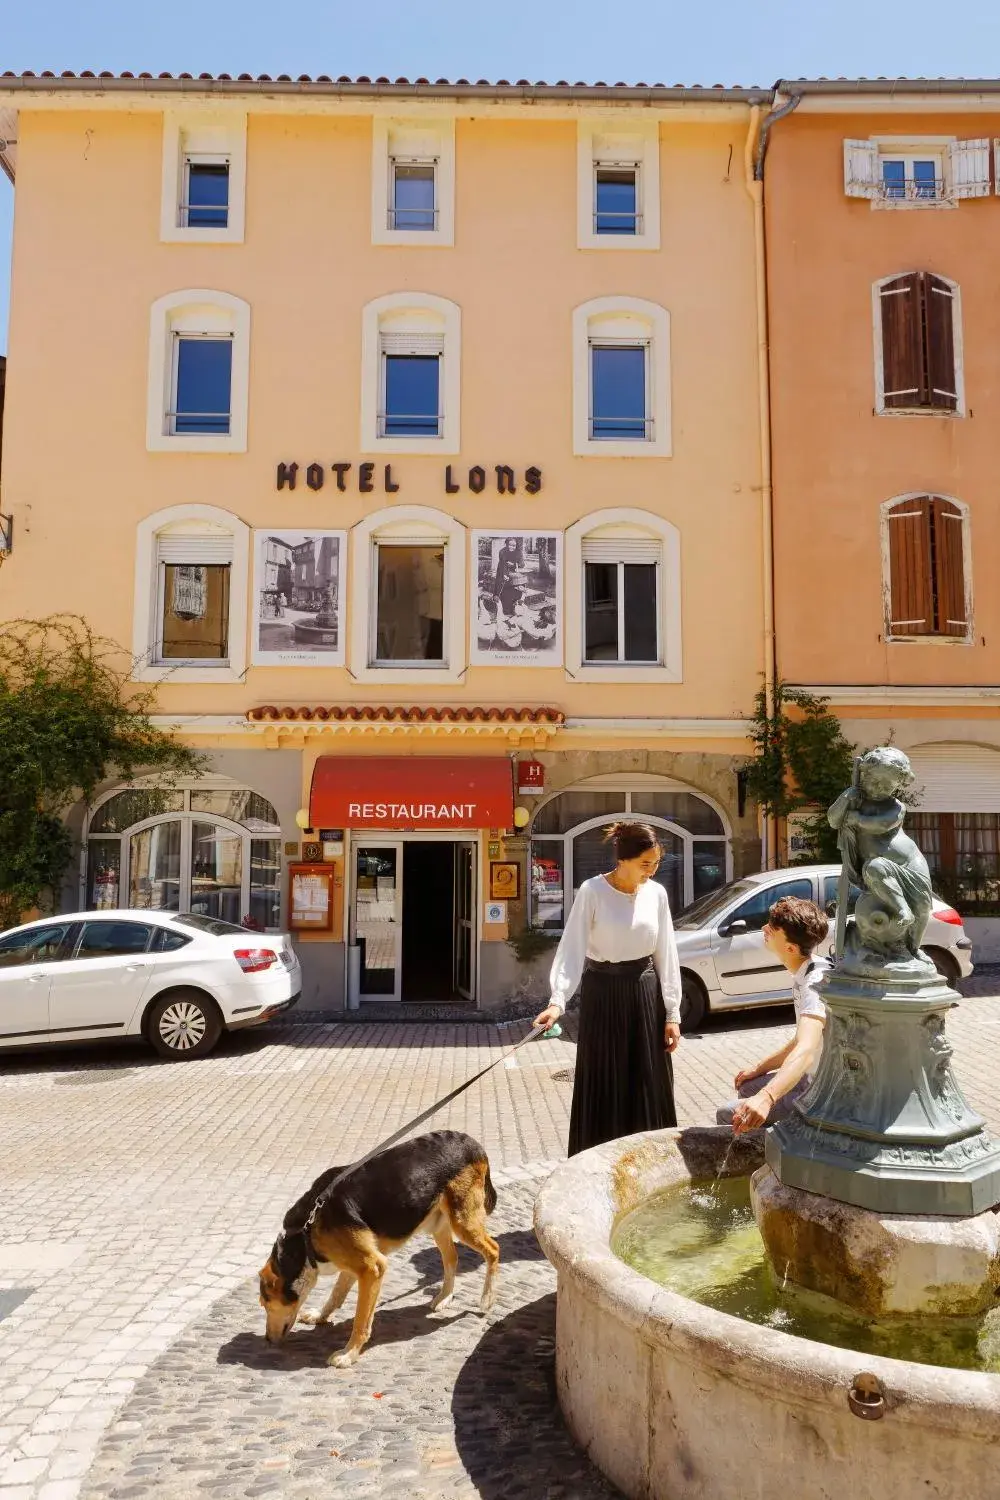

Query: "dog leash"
left=300, top=1019, right=550, bottom=1236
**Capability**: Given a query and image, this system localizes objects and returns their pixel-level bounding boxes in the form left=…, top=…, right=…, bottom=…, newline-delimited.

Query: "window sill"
left=160, top=226, right=244, bottom=245
left=134, top=664, right=246, bottom=683
left=362, top=433, right=458, bottom=456
left=876, top=406, right=963, bottom=419
left=569, top=664, right=683, bottom=684
left=885, top=635, right=973, bottom=647
left=577, top=232, right=661, bottom=251
left=574, top=438, right=671, bottom=459
left=353, top=663, right=465, bottom=685
left=869, top=197, right=957, bottom=212
left=147, top=432, right=246, bottom=455
left=371, top=226, right=454, bottom=248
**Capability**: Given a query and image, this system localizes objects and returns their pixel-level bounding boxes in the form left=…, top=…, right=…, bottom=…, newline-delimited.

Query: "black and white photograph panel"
left=471, top=532, right=562, bottom=667
left=252, top=530, right=347, bottom=666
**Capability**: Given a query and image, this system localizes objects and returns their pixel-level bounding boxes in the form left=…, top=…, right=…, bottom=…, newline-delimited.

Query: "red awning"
left=309, top=756, right=514, bottom=831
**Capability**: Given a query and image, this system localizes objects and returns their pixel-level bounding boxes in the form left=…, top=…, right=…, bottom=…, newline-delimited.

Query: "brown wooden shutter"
left=926, top=277, right=958, bottom=411
left=931, top=498, right=967, bottom=635
left=887, top=497, right=934, bottom=636
left=880, top=274, right=925, bottom=408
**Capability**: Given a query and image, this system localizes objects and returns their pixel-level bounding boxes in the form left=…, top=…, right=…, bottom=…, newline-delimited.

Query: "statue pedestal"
left=767, top=965, right=1000, bottom=1217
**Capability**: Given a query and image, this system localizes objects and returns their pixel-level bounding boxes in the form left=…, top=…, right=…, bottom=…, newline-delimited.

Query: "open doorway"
left=401, top=841, right=476, bottom=1002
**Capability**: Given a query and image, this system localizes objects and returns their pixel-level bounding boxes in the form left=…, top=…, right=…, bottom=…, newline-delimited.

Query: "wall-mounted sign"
left=276, top=462, right=542, bottom=496
left=302, top=840, right=322, bottom=862
left=484, top=900, right=507, bottom=925
left=489, top=861, right=521, bottom=901
left=310, top=756, right=514, bottom=831
left=289, top=864, right=334, bottom=931
left=518, top=760, right=545, bottom=795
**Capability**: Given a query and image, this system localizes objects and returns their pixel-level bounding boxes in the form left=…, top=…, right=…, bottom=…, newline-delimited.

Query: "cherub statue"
left=828, top=746, right=933, bottom=970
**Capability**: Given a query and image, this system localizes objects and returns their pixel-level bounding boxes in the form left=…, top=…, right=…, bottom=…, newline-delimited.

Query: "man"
left=717, top=895, right=831, bottom=1134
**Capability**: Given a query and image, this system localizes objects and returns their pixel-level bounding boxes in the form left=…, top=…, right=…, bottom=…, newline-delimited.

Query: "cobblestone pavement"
left=1, top=980, right=999, bottom=1499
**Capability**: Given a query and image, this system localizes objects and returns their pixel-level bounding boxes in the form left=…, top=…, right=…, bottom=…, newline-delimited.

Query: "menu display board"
left=289, top=863, right=334, bottom=932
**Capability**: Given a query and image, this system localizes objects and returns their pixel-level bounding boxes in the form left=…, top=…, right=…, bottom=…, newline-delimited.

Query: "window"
left=160, top=111, right=247, bottom=243
left=183, top=159, right=229, bottom=228
left=380, top=336, right=442, bottom=438
left=578, top=121, right=659, bottom=249
left=875, top=273, right=962, bottom=416
left=529, top=779, right=730, bottom=929
left=910, top=812, right=1000, bottom=915
left=83, top=783, right=283, bottom=930
left=361, top=295, right=460, bottom=453
left=133, top=505, right=250, bottom=682
left=349, top=505, right=467, bottom=684
left=729, top=879, right=814, bottom=933
left=565, top=510, right=681, bottom=683
left=372, top=119, right=455, bottom=246
left=595, top=165, right=639, bottom=234
left=373, top=544, right=445, bottom=663
left=573, top=300, right=671, bottom=458
left=390, top=160, right=436, bottom=231
left=172, top=335, right=233, bottom=435
left=74, top=922, right=154, bottom=959
left=0, top=924, right=73, bottom=967
left=844, top=137, right=990, bottom=207
left=152, top=929, right=191, bottom=953
left=883, top=495, right=971, bottom=643
left=147, top=291, right=250, bottom=453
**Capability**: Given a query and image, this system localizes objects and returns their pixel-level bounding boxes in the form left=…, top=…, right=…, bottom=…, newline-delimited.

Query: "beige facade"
left=0, top=75, right=769, bottom=1010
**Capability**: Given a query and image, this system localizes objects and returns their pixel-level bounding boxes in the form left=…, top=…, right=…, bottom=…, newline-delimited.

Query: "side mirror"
left=720, top=918, right=748, bottom=936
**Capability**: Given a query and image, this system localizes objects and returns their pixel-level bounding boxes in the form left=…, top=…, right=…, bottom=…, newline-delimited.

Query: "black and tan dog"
left=259, top=1129, right=499, bottom=1367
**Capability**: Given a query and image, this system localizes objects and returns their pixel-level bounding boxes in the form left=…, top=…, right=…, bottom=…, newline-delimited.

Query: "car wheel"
left=926, top=948, right=960, bottom=986
left=146, top=990, right=222, bottom=1061
left=680, top=973, right=708, bottom=1033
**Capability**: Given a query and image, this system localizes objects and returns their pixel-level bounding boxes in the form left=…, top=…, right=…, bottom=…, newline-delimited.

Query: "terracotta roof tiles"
left=247, top=704, right=565, bottom=725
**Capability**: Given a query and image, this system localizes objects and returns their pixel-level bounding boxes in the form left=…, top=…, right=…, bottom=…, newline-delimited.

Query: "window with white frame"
left=881, top=494, right=972, bottom=644
left=844, top=137, right=991, bottom=207
left=565, top=509, right=681, bottom=682
left=577, top=121, right=659, bottom=250
left=361, top=294, right=460, bottom=453
left=372, top=119, right=455, bottom=246
left=572, top=299, right=671, bottom=458
left=147, top=291, right=250, bottom=453
left=160, top=111, right=246, bottom=243
left=133, top=505, right=250, bottom=682
left=349, top=506, right=467, bottom=684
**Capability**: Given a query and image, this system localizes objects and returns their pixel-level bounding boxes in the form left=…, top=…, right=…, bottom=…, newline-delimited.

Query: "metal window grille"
left=388, top=157, right=439, bottom=230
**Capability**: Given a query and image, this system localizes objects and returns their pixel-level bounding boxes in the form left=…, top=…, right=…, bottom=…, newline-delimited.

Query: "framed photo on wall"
left=471, top=530, right=562, bottom=667
left=489, top=861, right=521, bottom=901
left=251, top=530, right=347, bottom=666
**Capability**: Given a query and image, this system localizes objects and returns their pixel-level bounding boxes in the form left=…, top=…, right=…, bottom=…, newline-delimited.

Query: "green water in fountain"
left=613, top=1177, right=1000, bottom=1373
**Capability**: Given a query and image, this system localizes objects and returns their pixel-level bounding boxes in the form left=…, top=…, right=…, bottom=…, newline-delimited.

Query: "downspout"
left=743, top=91, right=800, bottom=868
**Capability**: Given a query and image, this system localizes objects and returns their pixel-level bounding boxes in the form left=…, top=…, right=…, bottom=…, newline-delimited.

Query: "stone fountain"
left=534, top=746, right=1000, bottom=1499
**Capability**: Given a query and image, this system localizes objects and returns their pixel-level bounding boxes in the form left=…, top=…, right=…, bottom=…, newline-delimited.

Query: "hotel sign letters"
left=276, top=461, right=542, bottom=496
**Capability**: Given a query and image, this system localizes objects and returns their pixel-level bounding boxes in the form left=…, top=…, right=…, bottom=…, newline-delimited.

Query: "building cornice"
left=790, top=685, right=1000, bottom=707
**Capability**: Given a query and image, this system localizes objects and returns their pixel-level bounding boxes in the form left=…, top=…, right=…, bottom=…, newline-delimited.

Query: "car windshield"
left=172, top=914, right=250, bottom=937
left=674, top=880, right=757, bottom=928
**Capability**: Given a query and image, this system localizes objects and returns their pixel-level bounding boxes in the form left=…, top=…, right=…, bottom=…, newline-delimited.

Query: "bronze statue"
left=828, top=746, right=934, bottom=971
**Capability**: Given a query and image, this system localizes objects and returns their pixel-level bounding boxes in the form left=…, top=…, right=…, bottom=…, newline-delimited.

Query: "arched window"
left=361, top=292, right=461, bottom=453
left=529, top=776, right=731, bottom=929
left=572, top=296, right=671, bottom=458
left=132, top=504, right=250, bottom=681
left=881, top=494, right=972, bottom=642
left=873, top=272, right=963, bottom=416
left=565, top=507, right=681, bottom=682
left=349, top=504, right=467, bottom=684
left=84, top=782, right=283, bottom=930
left=146, top=289, right=251, bottom=452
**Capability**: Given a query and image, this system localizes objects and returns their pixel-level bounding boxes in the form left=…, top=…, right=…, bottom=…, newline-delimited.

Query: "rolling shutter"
left=581, top=538, right=661, bottom=565
left=380, top=332, right=444, bottom=357
left=156, top=533, right=233, bottom=565
left=887, top=497, right=933, bottom=636
left=909, top=745, right=1000, bottom=813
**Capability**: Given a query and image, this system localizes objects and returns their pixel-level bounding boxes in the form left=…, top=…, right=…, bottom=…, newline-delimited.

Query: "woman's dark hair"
left=605, top=821, right=660, bottom=863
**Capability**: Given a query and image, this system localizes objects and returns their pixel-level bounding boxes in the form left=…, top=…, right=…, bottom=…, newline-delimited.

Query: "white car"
left=0, top=910, right=301, bottom=1061
left=674, top=865, right=974, bottom=1031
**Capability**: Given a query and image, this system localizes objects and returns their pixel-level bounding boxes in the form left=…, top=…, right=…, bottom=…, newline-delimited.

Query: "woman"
left=534, top=821, right=681, bottom=1156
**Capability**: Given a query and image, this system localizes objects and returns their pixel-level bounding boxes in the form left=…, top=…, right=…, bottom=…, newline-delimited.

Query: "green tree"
left=744, top=682, right=856, bottom=863
left=0, top=616, right=203, bottom=926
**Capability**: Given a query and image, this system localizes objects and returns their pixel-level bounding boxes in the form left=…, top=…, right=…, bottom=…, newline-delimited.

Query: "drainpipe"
left=743, top=92, right=800, bottom=868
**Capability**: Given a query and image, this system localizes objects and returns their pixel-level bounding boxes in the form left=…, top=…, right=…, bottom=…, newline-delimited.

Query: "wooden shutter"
left=925, top=276, right=958, bottom=411
left=949, top=139, right=991, bottom=200
left=887, top=497, right=933, bottom=637
left=844, top=139, right=879, bottom=198
left=880, top=274, right=924, bottom=408
left=931, top=498, right=968, bottom=636
left=994, top=140, right=1000, bottom=195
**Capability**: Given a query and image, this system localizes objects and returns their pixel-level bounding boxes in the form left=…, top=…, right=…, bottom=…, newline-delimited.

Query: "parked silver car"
left=674, top=864, right=974, bottom=1030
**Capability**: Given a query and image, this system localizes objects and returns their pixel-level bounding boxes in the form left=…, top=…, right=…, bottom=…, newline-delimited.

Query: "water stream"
left=613, top=1177, right=1000, bottom=1373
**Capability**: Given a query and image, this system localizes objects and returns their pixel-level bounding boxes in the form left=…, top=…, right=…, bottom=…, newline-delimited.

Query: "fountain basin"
left=534, top=1127, right=1000, bottom=1500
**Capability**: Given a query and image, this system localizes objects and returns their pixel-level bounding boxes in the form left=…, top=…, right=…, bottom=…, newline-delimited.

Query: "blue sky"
left=3, top=0, right=1000, bottom=348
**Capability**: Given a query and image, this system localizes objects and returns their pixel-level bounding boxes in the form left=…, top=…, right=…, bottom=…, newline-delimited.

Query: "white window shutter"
left=380, top=332, right=444, bottom=356
left=950, top=139, right=991, bottom=199
left=994, top=140, right=1000, bottom=195
left=844, top=139, right=879, bottom=199
left=157, top=534, right=234, bottom=565
left=582, top=538, right=661, bottom=565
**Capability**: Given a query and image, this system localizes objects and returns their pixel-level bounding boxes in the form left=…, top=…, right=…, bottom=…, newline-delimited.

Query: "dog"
left=258, top=1129, right=499, bottom=1368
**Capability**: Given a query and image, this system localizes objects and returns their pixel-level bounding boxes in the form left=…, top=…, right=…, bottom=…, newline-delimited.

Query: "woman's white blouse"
left=548, top=875, right=682, bottom=1023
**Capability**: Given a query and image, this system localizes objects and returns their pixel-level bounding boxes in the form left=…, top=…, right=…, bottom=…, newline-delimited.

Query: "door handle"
left=27, top=973, right=47, bottom=983
left=125, top=963, right=148, bottom=972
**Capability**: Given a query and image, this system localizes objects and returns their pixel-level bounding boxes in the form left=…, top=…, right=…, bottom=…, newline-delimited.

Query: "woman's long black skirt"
left=567, top=956, right=677, bottom=1157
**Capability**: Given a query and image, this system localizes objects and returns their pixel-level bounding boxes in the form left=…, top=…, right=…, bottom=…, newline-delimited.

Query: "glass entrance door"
left=353, top=844, right=402, bottom=1000
left=453, top=841, right=476, bottom=1001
